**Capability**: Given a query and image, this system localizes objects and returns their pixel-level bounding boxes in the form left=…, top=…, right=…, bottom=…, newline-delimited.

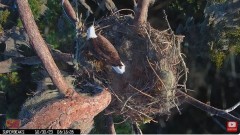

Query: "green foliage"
left=211, top=28, right=240, bottom=68
left=0, top=10, right=10, bottom=24
left=225, top=28, right=240, bottom=54
left=226, top=28, right=240, bottom=40
left=0, top=0, right=75, bottom=51
left=37, top=0, right=75, bottom=51
left=17, top=19, right=23, bottom=28
left=167, top=0, right=206, bottom=24
left=211, top=51, right=226, bottom=69
left=44, top=31, right=60, bottom=49
left=0, top=25, right=3, bottom=33
left=0, top=72, right=21, bottom=118
left=0, top=10, right=10, bottom=32
left=115, top=122, right=132, bottom=134
left=0, top=72, right=20, bottom=91
left=43, top=1, right=62, bottom=24
left=28, top=0, right=46, bottom=20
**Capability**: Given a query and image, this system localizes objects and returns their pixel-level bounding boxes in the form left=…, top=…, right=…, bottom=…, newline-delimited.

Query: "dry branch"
left=16, top=0, right=76, bottom=97
left=225, top=101, right=240, bottom=113
left=177, top=90, right=240, bottom=122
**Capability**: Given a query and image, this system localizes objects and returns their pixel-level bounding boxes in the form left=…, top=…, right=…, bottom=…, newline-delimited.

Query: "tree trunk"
left=16, top=0, right=112, bottom=132
left=16, top=0, right=76, bottom=97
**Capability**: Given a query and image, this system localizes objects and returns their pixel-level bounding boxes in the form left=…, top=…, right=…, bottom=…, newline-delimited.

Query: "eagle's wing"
left=94, top=34, right=122, bottom=66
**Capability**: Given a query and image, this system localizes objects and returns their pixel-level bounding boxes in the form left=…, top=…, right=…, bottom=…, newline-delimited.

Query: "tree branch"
left=20, top=89, right=111, bottom=131
left=225, top=101, right=240, bottom=113
left=177, top=90, right=240, bottom=122
left=16, top=0, right=76, bottom=97
left=16, top=2, right=111, bottom=131
left=133, top=0, right=151, bottom=26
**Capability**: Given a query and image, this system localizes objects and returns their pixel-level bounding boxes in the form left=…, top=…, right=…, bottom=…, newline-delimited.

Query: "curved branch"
left=177, top=90, right=240, bottom=122
left=16, top=0, right=76, bottom=97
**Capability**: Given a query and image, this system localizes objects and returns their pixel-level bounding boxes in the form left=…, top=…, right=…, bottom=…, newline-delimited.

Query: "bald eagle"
left=87, top=25, right=125, bottom=74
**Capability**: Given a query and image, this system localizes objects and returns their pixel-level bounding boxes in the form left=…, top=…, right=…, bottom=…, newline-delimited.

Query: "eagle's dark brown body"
left=89, top=34, right=123, bottom=67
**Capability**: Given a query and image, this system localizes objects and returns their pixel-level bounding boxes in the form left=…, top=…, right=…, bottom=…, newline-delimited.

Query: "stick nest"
left=75, top=11, right=187, bottom=123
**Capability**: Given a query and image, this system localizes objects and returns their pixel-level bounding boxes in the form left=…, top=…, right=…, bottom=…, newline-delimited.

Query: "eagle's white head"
left=112, top=61, right=125, bottom=74
left=87, top=25, right=98, bottom=40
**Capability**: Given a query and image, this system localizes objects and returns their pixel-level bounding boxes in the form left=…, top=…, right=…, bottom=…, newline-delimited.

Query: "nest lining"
left=75, top=12, right=186, bottom=123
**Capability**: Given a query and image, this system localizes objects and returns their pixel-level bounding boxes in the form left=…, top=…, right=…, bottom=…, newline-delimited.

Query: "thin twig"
left=121, top=94, right=134, bottom=112
left=112, top=9, right=135, bottom=16
left=163, top=11, right=188, bottom=91
left=132, top=122, right=143, bottom=135
left=164, top=16, right=188, bottom=92
left=163, top=10, right=173, bottom=34
left=146, top=57, right=168, bottom=91
left=129, top=84, right=155, bottom=99
left=113, top=116, right=129, bottom=125
left=172, top=98, right=182, bottom=115
left=144, top=27, right=158, bottom=52
left=125, top=104, right=156, bottom=122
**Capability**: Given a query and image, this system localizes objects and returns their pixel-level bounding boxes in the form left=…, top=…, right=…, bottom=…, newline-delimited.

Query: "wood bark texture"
left=16, top=0, right=75, bottom=97
left=16, top=0, right=112, bottom=132
left=62, top=0, right=78, bottom=22
left=20, top=89, right=111, bottom=131
left=133, top=0, right=150, bottom=26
